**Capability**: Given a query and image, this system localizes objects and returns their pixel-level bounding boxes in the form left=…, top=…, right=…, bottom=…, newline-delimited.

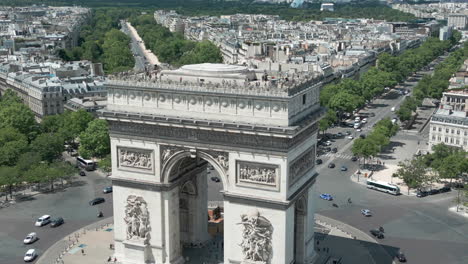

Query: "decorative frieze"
left=118, top=147, right=154, bottom=173
left=238, top=210, right=273, bottom=263
left=160, top=145, right=186, bottom=166
left=236, top=161, right=279, bottom=190
left=289, top=146, right=316, bottom=186
left=110, top=121, right=318, bottom=152
left=205, top=150, right=229, bottom=171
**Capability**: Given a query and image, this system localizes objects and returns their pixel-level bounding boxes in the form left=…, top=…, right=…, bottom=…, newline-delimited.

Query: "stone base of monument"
left=122, top=239, right=150, bottom=264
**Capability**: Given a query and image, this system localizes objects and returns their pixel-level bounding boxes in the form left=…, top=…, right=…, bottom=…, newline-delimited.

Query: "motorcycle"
left=332, top=203, right=338, bottom=208
left=97, top=211, right=103, bottom=218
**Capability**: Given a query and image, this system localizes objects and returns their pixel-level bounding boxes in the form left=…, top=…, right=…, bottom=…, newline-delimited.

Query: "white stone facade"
left=102, top=63, right=322, bottom=264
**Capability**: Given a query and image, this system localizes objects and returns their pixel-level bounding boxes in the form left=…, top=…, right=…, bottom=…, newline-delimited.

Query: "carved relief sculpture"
left=160, top=145, right=185, bottom=166
left=237, top=161, right=278, bottom=187
left=289, top=146, right=316, bottom=185
left=237, top=210, right=273, bottom=263
left=119, top=148, right=153, bottom=170
left=124, top=195, right=151, bottom=245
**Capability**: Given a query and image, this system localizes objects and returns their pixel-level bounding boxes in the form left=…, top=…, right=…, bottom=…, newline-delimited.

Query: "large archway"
left=103, top=66, right=322, bottom=264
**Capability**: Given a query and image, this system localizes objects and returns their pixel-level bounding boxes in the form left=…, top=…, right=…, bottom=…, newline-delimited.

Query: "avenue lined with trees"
left=129, top=14, right=223, bottom=66
left=57, top=9, right=138, bottom=73
left=0, top=90, right=110, bottom=201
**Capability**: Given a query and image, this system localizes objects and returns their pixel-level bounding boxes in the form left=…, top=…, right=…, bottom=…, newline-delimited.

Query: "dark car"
left=341, top=166, right=348, bottom=171
left=50, top=217, right=64, bottom=228
left=210, top=176, right=220, bottom=182
left=324, top=147, right=331, bottom=152
left=370, top=229, right=384, bottom=239
left=396, top=252, right=407, bottom=262
left=316, top=159, right=323, bottom=165
left=331, top=148, right=338, bottom=153
left=328, top=163, right=335, bottom=169
left=439, top=186, right=451, bottom=193
left=103, top=186, right=113, bottom=193
left=351, top=156, right=358, bottom=162
left=79, top=171, right=86, bottom=176
left=89, top=197, right=105, bottom=206
left=416, top=191, right=428, bottom=198
left=359, top=134, right=366, bottom=139
left=429, top=189, right=440, bottom=195
left=336, top=132, right=343, bottom=137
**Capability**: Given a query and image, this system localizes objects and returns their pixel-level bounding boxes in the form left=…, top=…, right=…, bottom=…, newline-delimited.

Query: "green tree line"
left=129, top=14, right=222, bottom=66
left=319, top=35, right=460, bottom=133
left=397, top=40, right=468, bottom=122
left=0, top=90, right=110, bottom=201
left=1, top=0, right=416, bottom=22
left=351, top=118, right=399, bottom=165
left=57, top=8, right=137, bottom=73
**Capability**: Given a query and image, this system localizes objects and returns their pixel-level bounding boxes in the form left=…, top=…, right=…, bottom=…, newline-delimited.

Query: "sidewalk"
left=38, top=214, right=383, bottom=264
left=36, top=217, right=114, bottom=264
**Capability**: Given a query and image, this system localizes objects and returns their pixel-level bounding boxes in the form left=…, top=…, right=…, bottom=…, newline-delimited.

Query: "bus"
left=76, top=156, right=96, bottom=171
left=366, top=179, right=400, bottom=195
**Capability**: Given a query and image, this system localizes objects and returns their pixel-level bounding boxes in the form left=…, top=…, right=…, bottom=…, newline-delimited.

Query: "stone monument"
left=101, top=63, right=323, bottom=264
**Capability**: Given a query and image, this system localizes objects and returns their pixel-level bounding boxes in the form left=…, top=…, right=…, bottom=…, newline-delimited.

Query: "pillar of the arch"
left=162, top=187, right=185, bottom=264
left=303, top=185, right=317, bottom=263
left=189, top=170, right=211, bottom=244
left=223, top=199, right=296, bottom=264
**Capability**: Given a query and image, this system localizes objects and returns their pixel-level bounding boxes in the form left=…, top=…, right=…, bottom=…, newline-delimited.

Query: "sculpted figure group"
left=124, top=195, right=150, bottom=244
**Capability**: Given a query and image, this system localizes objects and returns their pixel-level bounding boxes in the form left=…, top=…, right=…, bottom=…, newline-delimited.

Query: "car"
left=324, top=141, right=332, bottom=146
left=345, top=131, right=351, bottom=136
left=391, top=118, right=397, bottom=124
left=361, top=209, right=372, bottom=217
left=211, top=176, right=220, bottom=182
left=24, top=249, right=37, bottom=262
left=351, top=156, right=358, bottom=162
left=356, top=128, right=362, bottom=132
left=391, top=107, right=396, bottom=112
left=336, top=132, right=343, bottom=137
left=354, top=116, right=361, bottom=122
left=353, top=123, right=360, bottom=129
left=361, top=119, right=367, bottom=124
left=35, top=215, right=51, bottom=227
left=79, top=171, right=86, bottom=176
left=429, top=189, right=440, bottom=195
left=319, top=194, right=333, bottom=201
left=328, top=163, right=335, bottom=168
left=439, top=186, right=451, bottom=193
left=324, top=147, right=331, bottom=152
left=416, top=191, right=428, bottom=198
left=316, top=159, right=323, bottom=165
left=341, top=166, right=347, bottom=171
left=23, top=233, right=38, bottom=244
left=50, top=217, right=64, bottom=228
left=89, top=197, right=105, bottom=206
left=359, top=134, right=366, bottom=139
left=347, top=135, right=354, bottom=139
left=103, top=186, right=113, bottom=193
left=370, top=229, right=384, bottom=239
left=331, top=148, right=337, bottom=153
left=396, top=252, right=407, bottom=262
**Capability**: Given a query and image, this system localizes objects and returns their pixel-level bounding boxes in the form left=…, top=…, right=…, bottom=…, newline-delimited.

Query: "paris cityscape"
left=0, top=0, right=468, bottom=264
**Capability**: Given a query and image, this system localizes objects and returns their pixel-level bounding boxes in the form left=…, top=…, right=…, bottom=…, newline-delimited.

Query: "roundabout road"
left=0, top=171, right=113, bottom=264
left=315, top=155, right=468, bottom=264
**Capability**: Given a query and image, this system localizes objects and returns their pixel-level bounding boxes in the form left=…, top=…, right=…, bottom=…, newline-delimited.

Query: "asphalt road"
left=0, top=171, right=113, bottom=264
left=314, top=54, right=468, bottom=263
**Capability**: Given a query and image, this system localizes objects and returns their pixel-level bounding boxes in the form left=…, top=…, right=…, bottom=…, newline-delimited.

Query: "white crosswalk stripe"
left=322, top=153, right=354, bottom=160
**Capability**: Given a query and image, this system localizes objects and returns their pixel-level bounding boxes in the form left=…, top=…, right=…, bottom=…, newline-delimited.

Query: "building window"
left=446, top=129, right=449, bottom=133
left=439, top=127, right=442, bottom=132
left=465, top=131, right=467, bottom=136
left=433, top=126, right=436, bottom=131
left=302, top=94, right=306, bottom=105
left=451, top=129, right=454, bottom=134
left=432, top=135, right=435, bottom=140
left=438, top=136, right=441, bottom=141
left=445, top=137, right=448, bottom=143
left=450, top=138, right=454, bottom=143
left=457, top=130, right=460, bottom=135
left=456, top=139, right=459, bottom=145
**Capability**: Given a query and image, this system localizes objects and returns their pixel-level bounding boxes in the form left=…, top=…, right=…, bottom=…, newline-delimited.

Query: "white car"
left=361, top=209, right=372, bottom=217
left=356, top=128, right=362, bottom=132
left=354, top=117, right=361, bottom=122
left=324, top=141, right=332, bottom=146
left=23, top=232, right=38, bottom=244
left=35, top=215, right=51, bottom=227
left=361, top=118, right=367, bottom=124
left=347, top=135, right=354, bottom=139
left=24, top=249, right=37, bottom=262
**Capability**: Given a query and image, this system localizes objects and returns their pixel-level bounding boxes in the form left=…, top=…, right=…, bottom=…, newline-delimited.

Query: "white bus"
left=76, top=156, right=96, bottom=171
left=366, top=179, right=400, bottom=195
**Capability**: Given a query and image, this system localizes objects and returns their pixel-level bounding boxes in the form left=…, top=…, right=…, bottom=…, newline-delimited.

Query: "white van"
left=391, top=107, right=396, bottom=112
left=35, top=215, right=51, bottom=227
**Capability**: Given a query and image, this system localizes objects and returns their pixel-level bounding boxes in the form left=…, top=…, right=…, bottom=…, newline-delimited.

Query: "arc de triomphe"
left=100, top=64, right=323, bottom=264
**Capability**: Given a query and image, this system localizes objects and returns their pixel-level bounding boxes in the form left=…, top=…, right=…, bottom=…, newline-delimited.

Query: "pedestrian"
left=113, top=257, right=117, bottom=263
left=107, top=256, right=112, bottom=262
left=81, top=249, right=85, bottom=255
